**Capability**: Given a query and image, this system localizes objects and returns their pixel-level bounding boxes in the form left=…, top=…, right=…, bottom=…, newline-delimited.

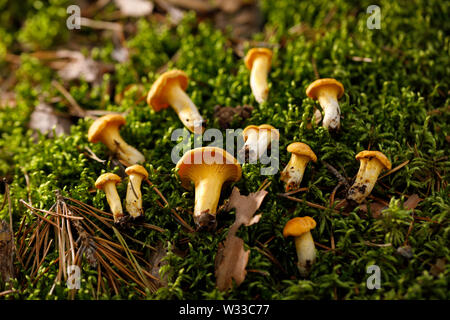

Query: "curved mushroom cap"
left=147, top=70, right=189, bottom=112
left=125, top=165, right=149, bottom=179
left=95, top=173, right=122, bottom=189
left=283, top=216, right=316, bottom=238
left=88, top=114, right=126, bottom=143
left=244, top=48, right=273, bottom=70
left=243, top=124, right=280, bottom=141
left=306, top=78, right=345, bottom=100
left=287, top=142, right=317, bottom=162
left=176, top=147, right=242, bottom=190
left=355, top=150, right=392, bottom=170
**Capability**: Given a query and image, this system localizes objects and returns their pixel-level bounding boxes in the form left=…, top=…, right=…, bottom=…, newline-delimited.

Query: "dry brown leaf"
left=360, top=194, right=421, bottom=218
left=215, top=187, right=267, bottom=291
left=403, top=194, right=422, bottom=210
left=115, top=0, right=154, bottom=17
left=215, top=234, right=249, bottom=291
left=225, top=187, right=268, bottom=227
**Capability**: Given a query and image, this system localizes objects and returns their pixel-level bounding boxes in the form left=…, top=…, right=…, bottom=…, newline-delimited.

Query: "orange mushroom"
left=95, top=173, right=124, bottom=224
left=147, top=70, right=205, bottom=134
left=306, top=78, right=344, bottom=131
left=280, top=142, right=317, bottom=192
left=283, top=216, right=317, bottom=277
left=244, top=48, right=273, bottom=103
left=176, top=147, right=241, bottom=230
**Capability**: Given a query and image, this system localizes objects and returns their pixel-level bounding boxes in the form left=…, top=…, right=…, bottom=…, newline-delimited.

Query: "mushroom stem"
left=193, top=177, right=224, bottom=224
left=125, top=174, right=144, bottom=218
left=317, top=89, right=341, bottom=131
left=347, top=158, right=384, bottom=204
left=100, top=126, right=145, bottom=165
left=166, top=83, right=204, bottom=134
left=250, top=55, right=271, bottom=103
left=280, top=155, right=309, bottom=191
left=294, top=231, right=316, bottom=277
left=103, top=182, right=124, bottom=222
left=242, top=128, right=272, bottom=162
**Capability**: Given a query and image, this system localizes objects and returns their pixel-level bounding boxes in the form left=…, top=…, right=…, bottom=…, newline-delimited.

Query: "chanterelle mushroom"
left=283, top=216, right=317, bottom=277
left=239, top=124, right=279, bottom=163
left=306, top=78, right=344, bottom=131
left=147, top=70, right=205, bottom=134
left=176, top=147, right=242, bottom=231
left=95, top=173, right=124, bottom=224
left=244, top=48, right=273, bottom=103
left=280, top=142, right=317, bottom=192
left=88, top=114, right=145, bottom=166
left=125, top=165, right=149, bottom=219
left=346, top=150, right=392, bottom=204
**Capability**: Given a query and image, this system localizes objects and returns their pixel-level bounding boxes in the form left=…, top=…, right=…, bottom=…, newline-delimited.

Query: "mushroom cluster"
left=84, top=47, right=394, bottom=281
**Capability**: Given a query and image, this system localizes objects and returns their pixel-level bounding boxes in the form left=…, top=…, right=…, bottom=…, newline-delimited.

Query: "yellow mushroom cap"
left=306, top=78, right=345, bottom=100
left=287, top=142, right=317, bottom=162
left=95, top=173, right=121, bottom=189
left=244, top=48, right=273, bottom=70
left=355, top=150, right=392, bottom=171
left=146, top=70, right=189, bottom=112
left=283, top=216, right=316, bottom=238
left=243, top=124, right=280, bottom=141
left=176, top=147, right=242, bottom=190
left=125, top=165, right=149, bottom=179
left=88, top=114, right=126, bottom=143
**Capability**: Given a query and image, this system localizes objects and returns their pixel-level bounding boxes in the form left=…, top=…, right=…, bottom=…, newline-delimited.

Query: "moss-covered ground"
left=0, top=0, right=449, bottom=299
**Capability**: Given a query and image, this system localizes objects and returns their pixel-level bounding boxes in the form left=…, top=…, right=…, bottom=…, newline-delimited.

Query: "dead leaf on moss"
left=0, top=219, right=14, bottom=283
left=215, top=187, right=267, bottom=291
left=359, top=194, right=421, bottom=218
left=225, top=187, right=268, bottom=227
left=215, top=234, right=249, bottom=291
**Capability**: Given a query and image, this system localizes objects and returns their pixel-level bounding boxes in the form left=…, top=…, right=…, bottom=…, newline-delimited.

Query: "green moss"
left=0, top=0, right=449, bottom=299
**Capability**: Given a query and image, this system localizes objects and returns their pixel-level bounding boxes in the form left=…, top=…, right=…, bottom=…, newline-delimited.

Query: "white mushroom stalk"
left=294, top=231, right=316, bottom=277
left=240, top=124, right=279, bottom=163
left=306, top=78, right=345, bottom=131
left=125, top=165, right=149, bottom=219
left=283, top=216, right=317, bottom=277
left=245, top=48, right=273, bottom=104
left=95, top=173, right=124, bottom=224
left=346, top=151, right=392, bottom=204
left=88, top=114, right=145, bottom=166
left=280, top=142, right=317, bottom=192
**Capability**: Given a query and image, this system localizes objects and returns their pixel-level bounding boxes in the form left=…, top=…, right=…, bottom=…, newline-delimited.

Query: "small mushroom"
left=95, top=173, right=124, bottom=224
left=280, top=142, right=317, bottom=192
left=239, top=124, right=279, bottom=163
left=346, top=150, right=392, bottom=204
left=125, top=165, right=149, bottom=219
left=147, top=70, right=205, bottom=134
left=176, top=147, right=242, bottom=230
left=244, top=48, right=273, bottom=103
left=283, top=216, right=317, bottom=277
left=306, top=78, right=344, bottom=131
left=88, top=114, right=145, bottom=166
